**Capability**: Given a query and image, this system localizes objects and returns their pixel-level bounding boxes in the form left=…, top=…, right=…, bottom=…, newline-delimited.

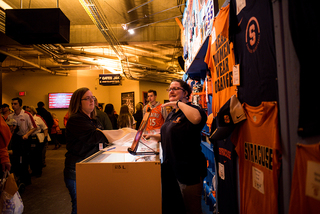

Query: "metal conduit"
left=78, top=0, right=183, bottom=83
left=0, top=49, right=69, bottom=76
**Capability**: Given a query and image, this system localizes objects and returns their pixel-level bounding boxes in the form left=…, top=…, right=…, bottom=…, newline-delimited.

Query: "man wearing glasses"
left=143, top=89, right=167, bottom=131
left=8, top=97, right=37, bottom=186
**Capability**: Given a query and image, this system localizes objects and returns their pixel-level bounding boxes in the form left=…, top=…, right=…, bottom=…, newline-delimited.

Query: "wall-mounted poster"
left=121, top=92, right=135, bottom=114
left=142, top=91, right=148, bottom=105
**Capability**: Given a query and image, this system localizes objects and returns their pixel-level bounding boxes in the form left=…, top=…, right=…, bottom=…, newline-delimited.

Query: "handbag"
left=0, top=172, right=24, bottom=214
left=2, top=191, right=24, bottom=214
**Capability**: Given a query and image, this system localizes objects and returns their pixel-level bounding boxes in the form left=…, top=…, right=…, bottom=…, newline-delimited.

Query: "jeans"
left=64, top=177, right=77, bottom=214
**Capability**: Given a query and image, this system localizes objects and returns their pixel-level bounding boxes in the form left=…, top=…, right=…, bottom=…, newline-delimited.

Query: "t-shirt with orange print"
left=289, top=143, right=320, bottom=214
left=231, top=101, right=281, bottom=214
left=204, top=3, right=237, bottom=117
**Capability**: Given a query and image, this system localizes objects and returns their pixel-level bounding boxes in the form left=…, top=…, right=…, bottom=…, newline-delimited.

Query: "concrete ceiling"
left=0, top=0, right=186, bottom=83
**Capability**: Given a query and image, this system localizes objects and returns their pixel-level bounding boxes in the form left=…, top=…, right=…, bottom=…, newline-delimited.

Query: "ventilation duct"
left=5, top=8, right=70, bottom=45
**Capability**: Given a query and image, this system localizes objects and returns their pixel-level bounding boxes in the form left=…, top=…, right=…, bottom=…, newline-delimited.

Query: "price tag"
left=218, top=162, right=225, bottom=180
left=233, top=64, right=240, bottom=86
left=252, top=166, right=265, bottom=194
left=306, top=161, right=320, bottom=201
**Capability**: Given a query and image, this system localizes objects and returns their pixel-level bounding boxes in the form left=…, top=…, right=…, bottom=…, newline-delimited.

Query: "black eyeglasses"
left=81, top=96, right=96, bottom=101
left=166, top=87, right=185, bottom=92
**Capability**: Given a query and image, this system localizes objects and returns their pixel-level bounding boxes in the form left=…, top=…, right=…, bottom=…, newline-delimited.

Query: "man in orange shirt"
left=143, top=90, right=167, bottom=132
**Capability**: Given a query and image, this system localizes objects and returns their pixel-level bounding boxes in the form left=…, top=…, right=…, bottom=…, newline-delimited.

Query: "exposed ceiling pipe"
left=127, top=0, right=154, bottom=13
left=0, top=49, right=68, bottom=76
left=54, top=44, right=118, bottom=60
left=79, top=0, right=183, bottom=83
left=34, top=44, right=120, bottom=69
left=125, top=4, right=185, bottom=26
left=79, top=0, right=126, bottom=60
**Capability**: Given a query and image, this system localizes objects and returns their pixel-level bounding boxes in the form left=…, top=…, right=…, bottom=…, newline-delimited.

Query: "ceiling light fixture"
left=128, top=29, right=135, bottom=35
left=121, top=24, right=127, bottom=30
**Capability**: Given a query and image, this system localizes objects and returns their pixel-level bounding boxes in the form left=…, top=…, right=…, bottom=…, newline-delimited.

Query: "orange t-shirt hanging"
left=231, top=102, right=282, bottom=214
left=204, top=4, right=237, bottom=116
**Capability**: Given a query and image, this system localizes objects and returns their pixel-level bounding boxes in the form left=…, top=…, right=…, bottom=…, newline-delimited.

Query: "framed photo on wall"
left=121, top=92, right=135, bottom=114
left=142, top=91, right=148, bottom=105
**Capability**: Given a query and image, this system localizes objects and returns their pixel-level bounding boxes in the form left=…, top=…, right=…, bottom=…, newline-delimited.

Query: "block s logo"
left=246, top=17, right=260, bottom=53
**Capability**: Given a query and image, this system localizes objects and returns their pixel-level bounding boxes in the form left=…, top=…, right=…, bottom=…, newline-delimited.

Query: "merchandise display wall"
left=182, top=0, right=320, bottom=213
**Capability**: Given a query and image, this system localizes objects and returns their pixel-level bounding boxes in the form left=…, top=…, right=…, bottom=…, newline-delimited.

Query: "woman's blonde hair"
left=28, top=106, right=37, bottom=115
left=135, top=102, right=143, bottom=112
left=68, top=87, right=96, bottom=118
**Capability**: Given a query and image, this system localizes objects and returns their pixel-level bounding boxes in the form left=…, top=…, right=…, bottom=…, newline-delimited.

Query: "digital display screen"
left=48, top=93, right=72, bottom=109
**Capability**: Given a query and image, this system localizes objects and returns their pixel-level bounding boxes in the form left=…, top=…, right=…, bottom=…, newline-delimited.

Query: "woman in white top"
left=25, top=106, right=49, bottom=177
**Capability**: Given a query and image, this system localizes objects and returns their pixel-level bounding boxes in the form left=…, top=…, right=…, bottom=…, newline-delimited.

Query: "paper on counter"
left=99, top=128, right=137, bottom=144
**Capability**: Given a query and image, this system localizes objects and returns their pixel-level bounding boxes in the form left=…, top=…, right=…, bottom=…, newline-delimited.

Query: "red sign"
left=19, top=91, right=26, bottom=96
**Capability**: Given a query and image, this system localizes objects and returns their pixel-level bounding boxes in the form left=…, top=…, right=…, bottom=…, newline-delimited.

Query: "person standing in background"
left=0, top=116, right=12, bottom=174
left=1, top=103, right=12, bottom=122
left=118, top=105, right=136, bottom=129
left=51, top=113, right=62, bottom=150
left=36, top=101, right=53, bottom=167
left=143, top=89, right=167, bottom=132
left=104, top=103, right=118, bottom=130
left=8, top=97, right=37, bottom=186
left=133, top=102, right=144, bottom=130
left=36, top=101, right=53, bottom=131
left=25, top=106, right=49, bottom=177
left=94, top=98, right=113, bottom=130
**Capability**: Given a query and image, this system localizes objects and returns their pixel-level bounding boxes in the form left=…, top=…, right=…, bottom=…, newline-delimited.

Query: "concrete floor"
left=20, top=144, right=72, bottom=214
left=19, top=144, right=212, bottom=214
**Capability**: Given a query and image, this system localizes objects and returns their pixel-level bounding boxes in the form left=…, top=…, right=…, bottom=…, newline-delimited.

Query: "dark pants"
left=10, top=134, right=31, bottom=185
left=29, top=136, right=44, bottom=176
left=161, top=163, right=186, bottom=214
left=65, top=177, right=77, bottom=214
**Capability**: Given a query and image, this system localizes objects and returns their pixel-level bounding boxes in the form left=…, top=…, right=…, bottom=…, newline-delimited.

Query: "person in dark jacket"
left=36, top=101, right=54, bottom=167
left=36, top=101, right=53, bottom=131
left=104, top=103, right=118, bottom=129
left=133, top=102, right=143, bottom=130
left=94, top=98, right=113, bottom=130
left=64, top=87, right=108, bottom=214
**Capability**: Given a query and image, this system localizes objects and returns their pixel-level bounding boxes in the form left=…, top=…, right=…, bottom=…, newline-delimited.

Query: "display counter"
left=76, top=149, right=161, bottom=214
